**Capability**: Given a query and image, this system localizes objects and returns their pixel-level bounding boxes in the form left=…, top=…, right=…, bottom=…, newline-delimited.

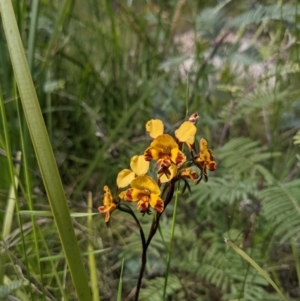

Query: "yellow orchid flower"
left=98, top=186, right=117, bottom=222
left=180, top=168, right=198, bottom=183
left=194, top=138, right=216, bottom=176
left=117, top=155, right=150, bottom=188
left=123, top=175, right=164, bottom=213
left=144, top=134, right=186, bottom=167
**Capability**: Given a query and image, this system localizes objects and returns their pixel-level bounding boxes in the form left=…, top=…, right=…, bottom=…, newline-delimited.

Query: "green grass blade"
left=2, top=151, right=21, bottom=238
left=162, top=184, right=180, bottom=300
left=117, top=258, right=124, bottom=301
left=19, top=210, right=97, bottom=217
left=26, top=0, right=39, bottom=70
left=42, top=0, right=73, bottom=71
left=87, top=192, right=100, bottom=301
left=0, top=88, right=34, bottom=299
left=225, top=239, right=287, bottom=301
left=0, top=1, right=92, bottom=300
left=291, top=239, right=300, bottom=287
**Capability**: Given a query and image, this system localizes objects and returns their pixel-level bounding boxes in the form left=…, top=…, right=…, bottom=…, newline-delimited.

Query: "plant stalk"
left=134, top=180, right=176, bottom=301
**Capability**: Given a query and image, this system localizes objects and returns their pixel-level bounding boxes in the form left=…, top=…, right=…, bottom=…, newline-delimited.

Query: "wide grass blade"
left=0, top=1, right=92, bottom=300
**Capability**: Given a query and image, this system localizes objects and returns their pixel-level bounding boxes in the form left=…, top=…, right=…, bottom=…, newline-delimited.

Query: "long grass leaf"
left=225, top=239, right=287, bottom=301
left=26, top=0, right=39, bottom=70
left=117, top=258, right=124, bottom=301
left=2, top=151, right=21, bottom=238
left=0, top=1, right=92, bottom=300
left=162, top=185, right=180, bottom=300
left=87, top=192, right=100, bottom=301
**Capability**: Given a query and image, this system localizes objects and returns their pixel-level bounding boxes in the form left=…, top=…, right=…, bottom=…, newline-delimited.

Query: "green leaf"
left=0, top=1, right=92, bottom=300
left=117, top=258, right=124, bottom=301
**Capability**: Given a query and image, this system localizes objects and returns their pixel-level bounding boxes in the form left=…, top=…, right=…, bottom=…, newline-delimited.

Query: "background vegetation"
left=1, top=0, right=300, bottom=300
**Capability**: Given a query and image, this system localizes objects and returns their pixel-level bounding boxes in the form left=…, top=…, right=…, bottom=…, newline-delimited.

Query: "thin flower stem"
left=118, top=204, right=146, bottom=249
left=135, top=180, right=176, bottom=301
left=162, top=182, right=180, bottom=300
left=135, top=245, right=147, bottom=301
left=135, top=214, right=158, bottom=301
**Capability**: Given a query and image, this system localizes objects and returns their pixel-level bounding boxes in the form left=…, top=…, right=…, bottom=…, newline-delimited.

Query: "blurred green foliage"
left=1, top=0, right=300, bottom=300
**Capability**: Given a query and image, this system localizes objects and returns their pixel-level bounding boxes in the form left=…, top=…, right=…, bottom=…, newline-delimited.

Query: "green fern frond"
left=230, top=4, right=296, bottom=28
left=260, top=180, right=300, bottom=242
left=226, top=46, right=262, bottom=66
left=188, top=138, right=279, bottom=210
left=139, top=275, right=182, bottom=301
left=217, top=138, right=280, bottom=177
left=196, top=234, right=278, bottom=301
left=293, top=130, right=300, bottom=146
left=219, top=86, right=298, bottom=125
left=189, top=177, right=258, bottom=206
left=196, top=7, right=226, bottom=39
left=0, top=279, right=28, bottom=299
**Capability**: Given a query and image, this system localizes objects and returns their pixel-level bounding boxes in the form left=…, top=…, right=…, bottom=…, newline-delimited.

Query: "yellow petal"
left=130, top=155, right=150, bottom=176
left=144, top=146, right=159, bottom=161
left=200, top=138, right=208, bottom=152
left=124, top=188, right=144, bottom=202
left=103, top=185, right=111, bottom=195
left=118, top=191, right=126, bottom=199
left=130, top=175, right=161, bottom=195
left=116, top=169, right=136, bottom=188
left=175, top=121, right=197, bottom=145
left=170, top=148, right=186, bottom=166
left=149, top=194, right=164, bottom=212
left=146, top=119, right=164, bottom=138
left=102, top=185, right=113, bottom=206
left=159, top=164, right=178, bottom=183
left=151, top=134, right=178, bottom=151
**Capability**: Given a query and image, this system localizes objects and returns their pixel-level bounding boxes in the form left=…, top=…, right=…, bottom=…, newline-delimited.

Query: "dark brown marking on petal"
left=154, top=199, right=164, bottom=213
left=175, top=152, right=185, bottom=165
left=125, top=189, right=134, bottom=201
left=137, top=199, right=149, bottom=212
left=161, top=157, right=171, bottom=167
left=144, top=149, right=153, bottom=161
left=208, top=161, right=216, bottom=171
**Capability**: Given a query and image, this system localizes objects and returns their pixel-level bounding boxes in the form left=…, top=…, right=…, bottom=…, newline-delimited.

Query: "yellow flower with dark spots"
left=180, top=168, right=198, bottom=182
left=144, top=134, right=186, bottom=168
left=98, top=186, right=117, bottom=222
left=123, top=175, right=164, bottom=213
left=194, top=138, right=216, bottom=175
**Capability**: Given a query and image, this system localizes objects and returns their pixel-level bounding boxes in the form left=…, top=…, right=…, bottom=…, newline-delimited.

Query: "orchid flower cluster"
left=98, top=113, right=216, bottom=300
left=99, top=113, right=216, bottom=221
